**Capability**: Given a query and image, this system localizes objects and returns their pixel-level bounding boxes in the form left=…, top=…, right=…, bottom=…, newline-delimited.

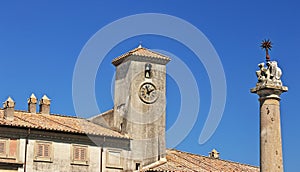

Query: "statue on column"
left=255, top=40, right=282, bottom=86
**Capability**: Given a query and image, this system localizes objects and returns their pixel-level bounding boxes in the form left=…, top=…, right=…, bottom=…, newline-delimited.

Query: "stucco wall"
left=25, top=139, right=100, bottom=172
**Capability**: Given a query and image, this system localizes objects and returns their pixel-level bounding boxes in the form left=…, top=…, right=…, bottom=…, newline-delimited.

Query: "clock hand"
left=148, top=89, right=155, bottom=94
left=145, top=85, right=152, bottom=95
left=145, top=85, right=150, bottom=92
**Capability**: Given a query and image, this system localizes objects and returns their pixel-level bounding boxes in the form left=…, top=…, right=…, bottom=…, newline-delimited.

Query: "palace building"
left=0, top=46, right=260, bottom=172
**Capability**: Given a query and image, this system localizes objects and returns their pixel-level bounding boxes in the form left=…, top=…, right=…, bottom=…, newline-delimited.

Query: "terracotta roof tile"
left=142, top=149, right=259, bottom=172
left=112, top=46, right=171, bottom=66
left=0, top=109, right=127, bottom=139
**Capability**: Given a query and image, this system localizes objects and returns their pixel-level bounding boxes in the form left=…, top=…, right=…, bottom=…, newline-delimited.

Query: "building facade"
left=0, top=98, right=131, bottom=172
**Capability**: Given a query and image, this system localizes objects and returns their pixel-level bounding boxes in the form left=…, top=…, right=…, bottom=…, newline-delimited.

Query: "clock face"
left=139, top=83, right=158, bottom=104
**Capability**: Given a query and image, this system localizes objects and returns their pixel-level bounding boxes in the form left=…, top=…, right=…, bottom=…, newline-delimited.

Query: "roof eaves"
left=112, top=47, right=171, bottom=66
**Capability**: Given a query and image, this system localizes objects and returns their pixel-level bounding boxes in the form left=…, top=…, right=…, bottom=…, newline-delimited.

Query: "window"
left=74, top=146, right=86, bottom=161
left=106, top=149, right=123, bottom=169
left=34, top=141, right=52, bottom=162
left=135, top=163, right=141, bottom=170
left=0, top=138, right=17, bottom=159
left=71, top=145, right=88, bottom=165
left=0, top=140, right=7, bottom=156
left=37, top=143, right=50, bottom=157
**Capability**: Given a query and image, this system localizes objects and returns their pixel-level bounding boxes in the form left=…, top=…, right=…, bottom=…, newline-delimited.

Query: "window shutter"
left=37, top=144, right=44, bottom=157
left=80, top=148, right=86, bottom=161
left=74, top=147, right=80, bottom=160
left=0, top=141, right=6, bottom=155
left=44, top=144, right=49, bottom=157
left=9, top=139, right=17, bottom=157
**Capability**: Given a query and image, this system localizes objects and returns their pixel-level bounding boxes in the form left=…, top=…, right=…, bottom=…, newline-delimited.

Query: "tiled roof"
left=142, top=149, right=259, bottom=172
left=112, top=45, right=171, bottom=66
left=0, top=109, right=127, bottom=139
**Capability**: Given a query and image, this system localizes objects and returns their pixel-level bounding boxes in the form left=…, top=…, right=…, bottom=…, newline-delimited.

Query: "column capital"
left=251, top=84, right=288, bottom=99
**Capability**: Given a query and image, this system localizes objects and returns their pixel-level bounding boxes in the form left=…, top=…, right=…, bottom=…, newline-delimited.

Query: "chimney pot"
left=3, top=96, right=15, bottom=121
left=27, top=93, right=37, bottom=113
left=209, top=149, right=220, bottom=159
left=39, top=94, right=51, bottom=114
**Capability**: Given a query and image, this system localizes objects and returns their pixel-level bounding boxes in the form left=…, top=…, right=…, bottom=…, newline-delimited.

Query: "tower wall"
left=113, top=55, right=168, bottom=167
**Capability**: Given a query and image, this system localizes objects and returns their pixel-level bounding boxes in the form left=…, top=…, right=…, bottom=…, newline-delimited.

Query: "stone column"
left=251, top=61, right=288, bottom=172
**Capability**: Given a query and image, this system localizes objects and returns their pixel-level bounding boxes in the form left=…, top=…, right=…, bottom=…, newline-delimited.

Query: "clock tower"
left=112, top=45, right=170, bottom=167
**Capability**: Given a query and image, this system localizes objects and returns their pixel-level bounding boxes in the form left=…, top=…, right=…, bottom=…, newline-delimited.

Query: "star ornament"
left=260, top=39, right=273, bottom=61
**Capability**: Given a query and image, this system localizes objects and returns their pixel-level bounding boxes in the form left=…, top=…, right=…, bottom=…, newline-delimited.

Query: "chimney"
left=3, top=97, right=15, bottom=121
left=209, top=149, right=220, bottom=159
left=39, top=95, right=51, bottom=114
left=27, top=93, right=37, bottom=113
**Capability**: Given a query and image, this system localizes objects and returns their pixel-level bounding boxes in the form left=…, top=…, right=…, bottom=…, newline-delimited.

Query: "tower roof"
left=112, top=45, right=171, bottom=66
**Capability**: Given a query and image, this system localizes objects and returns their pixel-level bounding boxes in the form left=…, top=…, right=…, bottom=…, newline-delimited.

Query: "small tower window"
left=135, top=163, right=141, bottom=170
left=145, top=63, right=152, bottom=78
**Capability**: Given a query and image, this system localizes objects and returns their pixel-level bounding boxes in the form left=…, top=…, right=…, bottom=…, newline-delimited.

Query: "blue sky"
left=1, top=1, right=300, bottom=171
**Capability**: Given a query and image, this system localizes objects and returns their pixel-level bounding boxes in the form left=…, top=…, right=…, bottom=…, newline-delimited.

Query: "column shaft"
left=260, top=98, right=283, bottom=172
